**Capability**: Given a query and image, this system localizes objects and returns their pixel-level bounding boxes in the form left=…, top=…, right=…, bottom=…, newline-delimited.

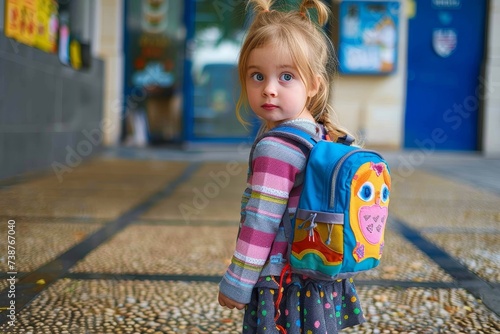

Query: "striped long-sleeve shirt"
left=219, top=119, right=322, bottom=304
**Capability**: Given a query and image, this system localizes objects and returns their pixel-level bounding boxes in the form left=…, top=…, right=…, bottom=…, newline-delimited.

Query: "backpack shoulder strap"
left=248, top=125, right=318, bottom=174
left=272, top=126, right=355, bottom=147
left=337, top=134, right=355, bottom=146
left=268, top=126, right=318, bottom=150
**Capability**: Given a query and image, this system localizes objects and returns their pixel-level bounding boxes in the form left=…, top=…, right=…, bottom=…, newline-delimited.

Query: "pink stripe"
left=252, top=172, right=294, bottom=193
left=226, top=268, right=256, bottom=285
left=239, top=225, right=276, bottom=247
left=245, top=206, right=283, bottom=219
left=253, top=156, right=299, bottom=180
left=236, top=240, right=272, bottom=260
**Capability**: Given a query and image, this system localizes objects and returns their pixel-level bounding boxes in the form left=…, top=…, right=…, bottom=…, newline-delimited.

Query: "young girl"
left=218, top=0, right=365, bottom=332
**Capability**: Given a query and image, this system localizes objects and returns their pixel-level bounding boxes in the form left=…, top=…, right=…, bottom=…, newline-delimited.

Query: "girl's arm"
left=219, top=136, right=306, bottom=304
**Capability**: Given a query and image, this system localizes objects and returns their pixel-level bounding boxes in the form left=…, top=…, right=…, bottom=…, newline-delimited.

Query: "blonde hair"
left=236, top=0, right=356, bottom=143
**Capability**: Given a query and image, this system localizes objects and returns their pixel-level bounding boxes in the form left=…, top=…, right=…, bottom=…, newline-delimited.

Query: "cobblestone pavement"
left=0, top=148, right=499, bottom=333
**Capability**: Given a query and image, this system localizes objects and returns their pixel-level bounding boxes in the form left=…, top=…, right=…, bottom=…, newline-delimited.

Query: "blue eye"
left=381, top=184, right=389, bottom=203
left=357, top=182, right=374, bottom=202
left=280, top=73, right=293, bottom=81
left=252, top=73, right=264, bottom=81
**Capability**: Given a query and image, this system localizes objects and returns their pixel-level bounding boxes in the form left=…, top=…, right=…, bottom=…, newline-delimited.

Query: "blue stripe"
left=223, top=273, right=255, bottom=289
left=245, top=210, right=282, bottom=225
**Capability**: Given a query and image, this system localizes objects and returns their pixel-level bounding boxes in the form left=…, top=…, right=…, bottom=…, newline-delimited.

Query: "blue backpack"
left=261, top=125, right=391, bottom=281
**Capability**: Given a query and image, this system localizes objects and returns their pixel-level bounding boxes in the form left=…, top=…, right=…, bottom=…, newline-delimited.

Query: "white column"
left=94, top=0, right=124, bottom=146
left=483, top=0, right=500, bottom=156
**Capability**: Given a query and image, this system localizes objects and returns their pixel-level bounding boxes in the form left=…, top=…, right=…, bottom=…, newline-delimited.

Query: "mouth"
left=261, top=103, right=278, bottom=111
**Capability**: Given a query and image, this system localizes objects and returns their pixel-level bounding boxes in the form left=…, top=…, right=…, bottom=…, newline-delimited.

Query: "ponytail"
left=299, top=0, right=330, bottom=26
left=247, top=0, right=274, bottom=14
left=317, top=107, right=357, bottom=145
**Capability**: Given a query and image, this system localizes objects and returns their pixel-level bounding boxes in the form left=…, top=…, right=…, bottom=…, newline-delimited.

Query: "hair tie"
left=263, top=9, right=270, bottom=12
left=299, top=11, right=307, bottom=18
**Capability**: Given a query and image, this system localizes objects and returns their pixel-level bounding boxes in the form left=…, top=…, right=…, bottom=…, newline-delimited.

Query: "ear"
left=307, top=75, right=321, bottom=98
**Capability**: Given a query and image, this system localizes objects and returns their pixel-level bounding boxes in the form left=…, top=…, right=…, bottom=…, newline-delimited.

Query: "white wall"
left=483, top=0, right=500, bottom=156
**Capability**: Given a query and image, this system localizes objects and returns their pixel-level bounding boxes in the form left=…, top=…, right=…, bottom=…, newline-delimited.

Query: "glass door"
left=123, top=0, right=185, bottom=144
left=185, top=0, right=255, bottom=142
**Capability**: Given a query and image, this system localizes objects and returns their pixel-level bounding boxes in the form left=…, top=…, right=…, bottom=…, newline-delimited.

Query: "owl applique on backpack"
left=257, top=125, right=391, bottom=281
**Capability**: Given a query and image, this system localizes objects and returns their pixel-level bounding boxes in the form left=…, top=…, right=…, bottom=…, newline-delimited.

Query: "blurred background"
left=0, top=0, right=499, bottom=179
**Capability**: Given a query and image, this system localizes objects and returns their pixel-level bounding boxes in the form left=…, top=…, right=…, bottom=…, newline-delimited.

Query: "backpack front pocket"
left=290, top=209, right=344, bottom=280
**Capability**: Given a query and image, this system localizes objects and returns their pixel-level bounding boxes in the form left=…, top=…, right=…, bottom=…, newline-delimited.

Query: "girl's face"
left=245, top=43, right=318, bottom=128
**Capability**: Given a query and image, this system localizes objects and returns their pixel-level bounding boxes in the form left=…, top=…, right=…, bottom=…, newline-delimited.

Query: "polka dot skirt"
left=242, top=275, right=365, bottom=333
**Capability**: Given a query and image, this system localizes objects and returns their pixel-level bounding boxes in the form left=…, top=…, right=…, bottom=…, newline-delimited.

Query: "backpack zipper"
left=329, top=149, right=384, bottom=208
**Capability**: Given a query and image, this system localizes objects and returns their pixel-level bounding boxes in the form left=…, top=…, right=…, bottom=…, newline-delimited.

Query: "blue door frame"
left=183, top=0, right=195, bottom=143
left=404, top=0, right=487, bottom=151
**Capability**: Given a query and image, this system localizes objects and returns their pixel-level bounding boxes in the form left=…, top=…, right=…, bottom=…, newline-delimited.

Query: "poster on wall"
left=4, top=0, right=37, bottom=46
left=4, top=0, right=58, bottom=53
left=338, top=1, right=400, bottom=75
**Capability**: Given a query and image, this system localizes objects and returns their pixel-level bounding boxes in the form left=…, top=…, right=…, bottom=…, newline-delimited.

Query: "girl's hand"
left=218, top=291, right=246, bottom=310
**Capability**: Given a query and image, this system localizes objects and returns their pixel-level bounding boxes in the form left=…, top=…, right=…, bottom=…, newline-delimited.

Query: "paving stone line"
left=392, top=217, right=500, bottom=317
left=0, top=163, right=201, bottom=325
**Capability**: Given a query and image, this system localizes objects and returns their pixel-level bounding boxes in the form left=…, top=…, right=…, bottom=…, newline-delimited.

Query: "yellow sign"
left=70, top=39, right=82, bottom=70
left=35, top=0, right=59, bottom=52
left=4, top=0, right=58, bottom=53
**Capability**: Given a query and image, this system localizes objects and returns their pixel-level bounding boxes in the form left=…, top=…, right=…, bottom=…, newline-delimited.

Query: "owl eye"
left=358, top=182, right=374, bottom=202
left=381, top=184, right=390, bottom=203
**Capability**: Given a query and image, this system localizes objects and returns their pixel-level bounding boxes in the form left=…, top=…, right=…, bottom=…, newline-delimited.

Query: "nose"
left=263, top=81, right=277, bottom=97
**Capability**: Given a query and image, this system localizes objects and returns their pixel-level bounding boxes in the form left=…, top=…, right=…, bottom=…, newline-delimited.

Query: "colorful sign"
left=4, top=0, right=37, bottom=45
left=338, top=1, right=400, bottom=75
left=4, top=0, right=58, bottom=53
left=35, top=0, right=59, bottom=52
